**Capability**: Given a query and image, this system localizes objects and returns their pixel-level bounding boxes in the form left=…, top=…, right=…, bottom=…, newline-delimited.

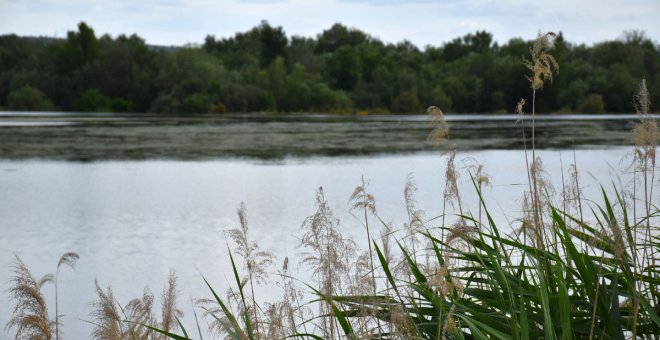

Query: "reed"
left=89, top=271, right=181, bottom=340
left=299, top=187, right=358, bottom=338
left=6, top=252, right=79, bottom=340
left=6, top=255, right=55, bottom=340
left=55, top=252, right=79, bottom=340
left=225, top=202, right=274, bottom=338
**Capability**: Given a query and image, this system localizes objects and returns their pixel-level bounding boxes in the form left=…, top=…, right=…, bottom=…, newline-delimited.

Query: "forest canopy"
left=0, top=21, right=658, bottom=114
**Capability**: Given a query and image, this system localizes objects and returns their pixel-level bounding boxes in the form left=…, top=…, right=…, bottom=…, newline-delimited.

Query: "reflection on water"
left=0, top=112, right=654, bottom=160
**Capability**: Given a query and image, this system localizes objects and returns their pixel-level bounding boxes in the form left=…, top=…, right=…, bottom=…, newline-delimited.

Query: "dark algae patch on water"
left=0, top=113, right=646, bottom=161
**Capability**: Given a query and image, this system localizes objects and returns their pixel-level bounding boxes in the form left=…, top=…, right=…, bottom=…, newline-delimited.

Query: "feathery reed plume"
left=443, top=220, right=474, bottom=280
left=632, top=80, right=656, bottom=169
left=349, top=176, right=377, bottom=292
left=275, top=256, right=306, bottom=336
left=427, top=106, right=448, bottom=144
left=445, top=220, right=477, bottom=246
left=426, top=264, right=450, bottom=296
left=526, top=156, right=555, bottom=248
left=300, top=187, right=356, bottom=338
left=515, top=98, right=526, bottom=123
left=530, top=157, right=554, bottom=197
left=516, top=191, right=535, bottom=243
left=404, top=173, right=424, bottom=232
left=630, top=79, right=657, bottom=337
left=54, top=252, right=78, bottom=340
left=380, top=225, right=395, bottom=268
left=90, top=274, right=180, bottom=340
left=633, top=79, right=651, bottom=116
left=124, top=287, right=157, bottom=338
left=441, top=304, right=459, bottom=340
left=6, top=255, right=55, bottom=340
left=524, top=32, right=559, bottom=92
left=389, top=304, right=414, bottom=339
left=227, top=203, right=274, bottom=286
left=90, top=281, right=122, bottom=340
left=562, top=160, right=584, bottom=220
left=403, top=174, right=425, bottom=267
left=349, top=176, right=376, bottom=215
left=226, top=202, right=274, bottom=338
left=349, top=250, right=376, bottom=296
left=264, top=302, right=286, bottom=339
left=428, top=223, right=469, bottom=297
left=348, top=176, right=381, bottom=336
left=444, top=148, right=463, bottom=215
left=632, top=79, right=657, bottom=217
left=464, top=159, right=491, bottom=227
left=346, top=250, right=379, bottom=338
left=605, top=216, right=627, bottom=262
left=160, top=270, right=181, bottom=334
left=526, top=28, right=556, bottom=175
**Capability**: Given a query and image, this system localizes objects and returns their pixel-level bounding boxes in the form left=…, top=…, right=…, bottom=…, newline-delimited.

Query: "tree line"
left=0, top=21, right=658, bottom=114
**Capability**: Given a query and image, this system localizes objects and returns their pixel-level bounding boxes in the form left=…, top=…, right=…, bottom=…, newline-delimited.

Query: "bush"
left=391, top=88, right=421, bottom=113
left=182, top=93, right=211, bottom=114
left=7, top=85, right=56, bottom=111
left=74, top=89, right=133, bottom=112
left=209, top=102, right=226, bottom=114
left=578, top=93, right=606, bottom=113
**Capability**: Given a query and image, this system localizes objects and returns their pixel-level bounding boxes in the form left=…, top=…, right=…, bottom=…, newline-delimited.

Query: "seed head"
left=524, top=32, right=559, bottom=91
left=427, top=106, right=449, bottom=144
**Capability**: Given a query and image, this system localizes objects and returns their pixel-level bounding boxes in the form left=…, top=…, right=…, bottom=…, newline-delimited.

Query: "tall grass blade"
left=140, top=323, right=191, bottom=340
left=305, top=284, right=354, bottom=337
left=228, top=249, right=255, bottom=340
left=201, top=275, right=247, bottom=339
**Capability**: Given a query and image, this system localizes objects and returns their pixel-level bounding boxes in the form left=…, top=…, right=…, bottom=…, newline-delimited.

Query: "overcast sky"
left=1, top=0, right=659, bottom=48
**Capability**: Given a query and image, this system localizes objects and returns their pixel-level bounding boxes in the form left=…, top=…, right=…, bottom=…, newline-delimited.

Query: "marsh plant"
left=224, top=202, right=274, bottom=338
left=89, top=270, right=181, bottom=340
left=6, top=252, right=79, bottom=340
left=299, top=188, right=359, bottom=338
left=5, top=32, right=659, bottom=339
left=520, top=32, right=560, bottom=246
left=7, top=256, right=56, bottom=340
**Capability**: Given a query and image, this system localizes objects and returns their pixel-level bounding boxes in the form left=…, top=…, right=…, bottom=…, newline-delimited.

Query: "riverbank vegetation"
left=1, top=22, right=659, bottom=114
left=5, top=33, right=659, bottom=339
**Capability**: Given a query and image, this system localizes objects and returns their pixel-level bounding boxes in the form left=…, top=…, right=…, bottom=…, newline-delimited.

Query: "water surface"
left=0, top=112, right=654, bottom=338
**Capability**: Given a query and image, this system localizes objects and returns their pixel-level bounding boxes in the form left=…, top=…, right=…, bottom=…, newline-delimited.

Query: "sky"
left=0, top=0, right=659, bottom=48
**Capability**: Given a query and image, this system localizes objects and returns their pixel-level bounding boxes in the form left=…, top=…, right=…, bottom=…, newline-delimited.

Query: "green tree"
left=258, top=21, right=288, bottom=68
left=85, top=34, right=156, bottom=111
left=56, top=22, right=99, bottom=73
left=150, top=47, right=226, bottom=113
left=324, top=45, right=361, bottom=91
left=391, top=88, right=421, bottom=113
left=557, top=79, right=588, bottom=110
left=315, top=23, right=368, bottom=53
left=1, top=23, right=659, bottom=114
left=443, top=31, right=494, bottom=61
